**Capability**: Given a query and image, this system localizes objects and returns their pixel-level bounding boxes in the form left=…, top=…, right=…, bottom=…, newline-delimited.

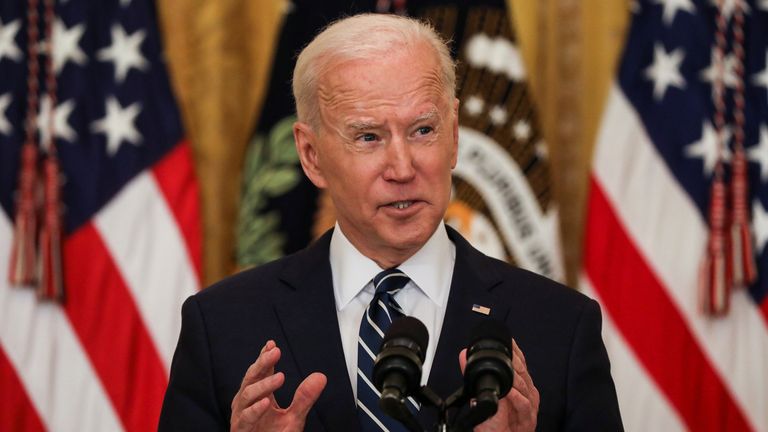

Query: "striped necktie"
left=356, top=268, right=418, bottom=431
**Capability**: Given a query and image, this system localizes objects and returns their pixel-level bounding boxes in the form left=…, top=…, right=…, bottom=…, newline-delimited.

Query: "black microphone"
left=373, top=316, right=428, bottom=423
left=463, top=319, right=514, bottom=423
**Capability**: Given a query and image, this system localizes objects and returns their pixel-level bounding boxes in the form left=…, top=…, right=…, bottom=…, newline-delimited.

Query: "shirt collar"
left=330, top=223, right=455, bottom=311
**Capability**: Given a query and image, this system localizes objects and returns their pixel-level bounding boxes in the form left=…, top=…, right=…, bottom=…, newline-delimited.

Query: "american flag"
left=0, top=0, right=201, bottom=430
left=582, top=0, right=767, bottom=430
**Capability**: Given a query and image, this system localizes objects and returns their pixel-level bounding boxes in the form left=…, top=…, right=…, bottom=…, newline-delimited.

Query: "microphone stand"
left=388, top=384, right=498, bottom=432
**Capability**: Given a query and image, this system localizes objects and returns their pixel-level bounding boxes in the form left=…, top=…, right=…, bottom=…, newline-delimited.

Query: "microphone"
left=463, top=319, right=514, bottom=423
left=373, top=316, right=428, bottom=422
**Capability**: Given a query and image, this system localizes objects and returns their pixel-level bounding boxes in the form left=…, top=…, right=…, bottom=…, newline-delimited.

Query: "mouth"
left=389, top=200, right=414, bottom=210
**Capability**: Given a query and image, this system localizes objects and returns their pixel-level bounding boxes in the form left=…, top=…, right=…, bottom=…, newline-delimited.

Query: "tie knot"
left=373, top=268, right=410, bottom=296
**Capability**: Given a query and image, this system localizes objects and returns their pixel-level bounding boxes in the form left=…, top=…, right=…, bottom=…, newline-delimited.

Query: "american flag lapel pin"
left=471, top=304, right=491, bottom=315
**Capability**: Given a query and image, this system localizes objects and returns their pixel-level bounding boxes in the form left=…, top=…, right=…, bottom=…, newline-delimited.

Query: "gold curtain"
left=510, top=0, right=630, bottom=285
left=156, top=0, right=286, bottom=284
left=158, top=0, right=631, bottom=287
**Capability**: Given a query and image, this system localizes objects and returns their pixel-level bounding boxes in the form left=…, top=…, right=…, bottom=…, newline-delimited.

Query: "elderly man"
left=159, top=13, right=622, bottom=432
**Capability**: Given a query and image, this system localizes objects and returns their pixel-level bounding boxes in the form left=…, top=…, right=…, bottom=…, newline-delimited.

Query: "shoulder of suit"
left=450, top=226, right=593, bottom=307
left=195, top=230, right=333, bottom=304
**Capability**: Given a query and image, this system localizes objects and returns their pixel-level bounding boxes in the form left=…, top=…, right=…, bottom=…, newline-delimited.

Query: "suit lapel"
left=274, top=230, right=360, bottom=432
left=418, top=227, right=510, bottom=427
left=271, top=226, right=511, bottom=430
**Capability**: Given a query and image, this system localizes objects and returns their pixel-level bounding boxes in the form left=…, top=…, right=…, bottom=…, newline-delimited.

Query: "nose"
left=383, top=137, right=416, bottom=183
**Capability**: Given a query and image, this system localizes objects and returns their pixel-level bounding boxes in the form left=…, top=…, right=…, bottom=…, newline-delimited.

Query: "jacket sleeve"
left=158, top=295, right=228, bottom=431
left=565, top=299, right=624, bottom=431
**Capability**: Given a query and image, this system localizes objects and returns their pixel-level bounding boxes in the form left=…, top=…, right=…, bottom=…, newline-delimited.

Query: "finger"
left=510, top=369, right=530, bottom=400
left=234, top=346, right=281, bottom=412
left=506, top=371, right=540, bottom=415
left=458, top=348, right=468, bottom=374
left=241, top=344, right=281, bottom=390
left=516, top=367, right=535, bottom=401
left=505, top=387, right=538, bottom=426
left=288, top=373, right=327, bottom=421
left=239, top=372, right=286, bottom=410
left=236, top=397, right=271, bottom=430
left=511, top=338, right=527, bottom=368
left=511, top=353, right=532, bottom=389
left=510, top=339, right=535, bottom=399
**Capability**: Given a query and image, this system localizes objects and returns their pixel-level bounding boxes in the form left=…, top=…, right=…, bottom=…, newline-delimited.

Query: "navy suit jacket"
left=159, top=227, right=623, bottom=431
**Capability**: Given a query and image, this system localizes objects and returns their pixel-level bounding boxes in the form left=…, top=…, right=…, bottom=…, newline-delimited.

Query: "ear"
left=450, top=98, right=459, bottom=169
left=293, top=122, right=328, bottom=188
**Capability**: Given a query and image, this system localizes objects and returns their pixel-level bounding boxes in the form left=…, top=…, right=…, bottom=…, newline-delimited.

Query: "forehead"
left=317, top=44, right=450, bottom=122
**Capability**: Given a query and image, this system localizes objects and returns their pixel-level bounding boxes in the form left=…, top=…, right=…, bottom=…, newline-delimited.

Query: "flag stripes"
left=1, top=213, right=124, bottom=432
left=94, top=166, right=197, bottom=368
left=63, top=224, right=169, bottom=432
left=585, top=179, right=753, bottom=431
left=0, top=347, right=44, bottom=432
left=585, top=85, right=768, bottom=431
left=1, top=148, right=200, bottom=431
left=151, top=142, right=202, bottom=281
left=581, top=278, right=686, bottom=431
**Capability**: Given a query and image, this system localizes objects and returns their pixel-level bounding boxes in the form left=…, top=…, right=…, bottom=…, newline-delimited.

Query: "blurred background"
left=157, top=0, right=628, bottom=288
left=1, top=0, right=766, bottom=430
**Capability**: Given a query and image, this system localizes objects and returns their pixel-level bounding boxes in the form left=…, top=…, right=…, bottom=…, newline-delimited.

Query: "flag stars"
left=36, top=96, right=77, bottom=150
left=700, top=50, right=737, bottom=91
left=488, top=106, right=508, bottom=125
left=0, top=18, right=22, bottom=63
left=97, top=24, right=148, bottom=83
left=645, top=44, right=686, bottom=101
left=752, top=199, right=768, bottom=254
left=513, top=120, right=532, bottom=141
left=49, top=19, right=87, bottom=74
left=748, top=125, right=768, bottom=182
left=464, top=95, right=485, bottom=116
left=654, top=0, right=695, bottom=25
left=684, top=121, right=731, bottom=175
left=753, top=51, right=768, bottom=97
left=0, top=93, right=12, bottom=135
left=91, top=97, right=143, bottom=156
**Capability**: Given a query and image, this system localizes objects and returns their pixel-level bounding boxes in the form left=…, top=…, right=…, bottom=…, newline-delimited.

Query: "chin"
left=384, top=221, right=436, bottom=251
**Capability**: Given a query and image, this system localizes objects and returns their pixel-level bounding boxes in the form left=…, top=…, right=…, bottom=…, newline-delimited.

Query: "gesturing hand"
left=459, top=339, right=539, bottom=432
left=230, top=340, right=327, bottom=432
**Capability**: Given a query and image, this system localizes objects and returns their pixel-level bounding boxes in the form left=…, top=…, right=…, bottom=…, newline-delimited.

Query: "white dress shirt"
left=329, top=223, right=456, bottom=397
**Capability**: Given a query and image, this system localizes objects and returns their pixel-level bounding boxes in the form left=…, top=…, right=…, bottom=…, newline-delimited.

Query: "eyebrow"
left=345, top=120, right=381, bottom=131
left=344, top=108, right=441, bottom=131
left=412, top=108, right=439, bottom=124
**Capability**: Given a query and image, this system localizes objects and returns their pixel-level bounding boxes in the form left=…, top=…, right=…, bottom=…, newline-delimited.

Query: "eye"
left=357, top=133, right=378, bottom=142
left=416, top=126, right=433, bottom=136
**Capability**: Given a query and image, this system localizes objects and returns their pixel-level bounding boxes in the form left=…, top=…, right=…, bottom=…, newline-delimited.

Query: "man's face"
left=294, top=42, right=458, bottom=266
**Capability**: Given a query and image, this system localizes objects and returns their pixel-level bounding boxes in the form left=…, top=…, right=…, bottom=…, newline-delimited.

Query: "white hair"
left=292, top=13, right=456, bottom=128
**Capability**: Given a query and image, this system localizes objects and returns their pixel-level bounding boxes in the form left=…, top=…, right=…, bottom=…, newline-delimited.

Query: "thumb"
left=289, top=372, right=327, bottom=420
left=458, top=348, right=468, bottom=374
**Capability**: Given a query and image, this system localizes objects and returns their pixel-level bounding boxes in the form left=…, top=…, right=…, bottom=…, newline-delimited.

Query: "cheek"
left=335, top=163, right=380, bottom=199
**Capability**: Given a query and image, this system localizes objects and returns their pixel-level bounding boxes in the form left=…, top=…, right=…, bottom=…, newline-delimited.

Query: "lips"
left=390, top=200, right=414, bottom=209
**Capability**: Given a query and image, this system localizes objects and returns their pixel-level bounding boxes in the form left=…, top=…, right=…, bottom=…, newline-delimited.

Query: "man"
left=159, top=13, right=622, bottom=432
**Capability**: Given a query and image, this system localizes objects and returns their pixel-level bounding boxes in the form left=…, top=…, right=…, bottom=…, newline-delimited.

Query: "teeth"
left=392, top=201, right=412, bottom=209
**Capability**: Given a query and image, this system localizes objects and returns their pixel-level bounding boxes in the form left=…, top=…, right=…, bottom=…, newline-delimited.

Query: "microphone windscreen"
left=383, top=316, right=429, bottom=359
left=468, top=320, right=511, bottom=353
